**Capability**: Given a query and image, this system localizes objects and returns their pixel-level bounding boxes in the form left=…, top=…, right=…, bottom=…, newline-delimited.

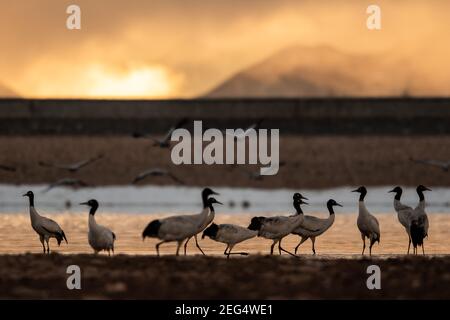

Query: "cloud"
left=0, top=0, right=448, bottom=98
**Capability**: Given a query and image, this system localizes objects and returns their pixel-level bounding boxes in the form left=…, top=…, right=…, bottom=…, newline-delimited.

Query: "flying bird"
left=23, top=191, right=68, bottom=253
left=133, top=118, right=188, bottom=148
left=38, top=154, right=104, bottom=173
left=80, top=199, right=116, bottom=256
left=410, top=157, right=450, bottom=172
left=43, top=178, right=88, bottom=192
left=132, top=168, right=184, bottom=184
left=224, top=119, right=264, bottom=140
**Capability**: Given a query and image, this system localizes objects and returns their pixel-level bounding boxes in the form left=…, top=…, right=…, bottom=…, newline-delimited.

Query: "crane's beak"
left=79, top=202, right=89, bottom=206
left=211, top=190, right=219, bottom=196
left=335, top=202, right=343, bottom=207
left=22, top=193, right=27, bottom=197
left=300, top=195, right=308, bottom=200
left=215, top=200, right=223, bottom=205
left=425, top=186, right=432, bottom=191
left=351, top=189, right=359, bottom=193
left=301, top=201, right=309, bottom=205
left=388, top=188, right=396, bottom=193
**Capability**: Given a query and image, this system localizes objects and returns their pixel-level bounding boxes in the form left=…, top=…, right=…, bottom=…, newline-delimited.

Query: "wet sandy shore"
left=1, top=135, right=450, bottom=188
left=1, top=254, right=450, bottom=299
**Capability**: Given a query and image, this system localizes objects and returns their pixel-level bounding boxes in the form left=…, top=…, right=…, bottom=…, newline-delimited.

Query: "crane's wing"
left=260, top=216, right=289, bottom=233
left=412, top=158, right=448, bottom=169
left=40, top=216, right=64, bottom=236
left=74, top=155, right=103, bottom=169
left=298, top=215, right=326, bottom=232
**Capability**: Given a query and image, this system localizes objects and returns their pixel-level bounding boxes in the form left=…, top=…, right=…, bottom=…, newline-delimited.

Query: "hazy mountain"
left=205, top=45, right=416, bottom=98
left=0, top=82, right=19, bottom=97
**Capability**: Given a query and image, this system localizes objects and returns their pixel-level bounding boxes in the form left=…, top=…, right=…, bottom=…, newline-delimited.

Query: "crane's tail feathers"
left=112, top=232, right=117, bottom=241
left=410, top=218, right=426, bottom=248
left=62, top=231, right=68, bottom=244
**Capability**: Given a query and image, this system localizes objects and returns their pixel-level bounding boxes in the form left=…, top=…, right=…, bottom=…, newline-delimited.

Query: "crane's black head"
left=207, top=197, right=223, bottom=211
left=388, top=186, right=403, bottom=200
left=326, top=199, right=342, bottom=214
left=293, top=193, right=308, bottom=201
left=22, top=190, right=35, bottom=206
left=352, top=186, right=366, bottom=194
left=22, top=191, right=34, bottom=198
left=248, top=216, right=265, bottom=231
left=327, top=199, right=342, bottom=207
left=80, top=199, right=98, bottom=207
left=208, top=197, right=222, bottom=205
left=202, top=223, right=219, bottom=239
left=352, top=186, right=367, bottom=201
left=203, top=188, right=219, bottom=197
left=417, top=185, right=431, bottom=193
left=388, top=186, right=402, bottom=194
left=80, top=199, right=99, bottom=215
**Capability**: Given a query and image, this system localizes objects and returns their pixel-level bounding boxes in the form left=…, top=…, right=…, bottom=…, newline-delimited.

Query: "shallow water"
left=1, top=184, right=449, bottom=214
left=1, top=213, right=449, bottom=255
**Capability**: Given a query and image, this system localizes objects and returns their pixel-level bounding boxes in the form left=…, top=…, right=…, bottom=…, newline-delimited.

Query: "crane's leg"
left=311, top=237, right=316, bottom=255
left=294, top=236, right=308, bottom=255
left=226, top=244, right=235, bottom=259
left=407, top=237, right=411, bottom=255
left=175, top=240, right=183, bottom=256
left=39, top=235, right=46, bottom=254
left=155, top=240, right=167, bottom=257
left=270, top=240, right=278, bottom=255
left=278, top=241, right=282, bottom=255
left=184, top=237, right=191, bottom=255
left=194, top=234, right=206, bottom=256
left=369, top=238, right=376, bottom=256
left=279, top=238, right=297, bottom=257
left=422, top=243, right=425, bottom=255
left=45, top=237, right=50, bottom=254
left=223, top=245, right=229, bottom=257
left=361, top=234, right=366, bottom=255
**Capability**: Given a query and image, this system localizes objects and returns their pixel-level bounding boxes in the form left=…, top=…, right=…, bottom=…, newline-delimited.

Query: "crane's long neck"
left=88, top=204, right=99, bottom=227
left=28, top=194, right=35, bottom=208
left=417, top=189, right=425, bottom=202
left=89, top=204, right=98, bottom=216
left=394, top=189, right=402, bottom=201
left=359, top=190, right=367, bottom=202
left=202, top=192, right=209, bottom=209
left=294, top=201, right=303, bottom=215
left=327, top=203, right=335, bottom=215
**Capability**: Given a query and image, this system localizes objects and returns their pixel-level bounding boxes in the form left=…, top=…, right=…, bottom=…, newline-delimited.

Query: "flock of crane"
left=21, top=184, right=431, bottom=257
left=0, top=120, right=442, bottom=256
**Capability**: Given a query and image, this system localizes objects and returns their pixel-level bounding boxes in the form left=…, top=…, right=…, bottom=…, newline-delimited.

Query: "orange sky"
left=0, top=0, right=449, bottom=98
